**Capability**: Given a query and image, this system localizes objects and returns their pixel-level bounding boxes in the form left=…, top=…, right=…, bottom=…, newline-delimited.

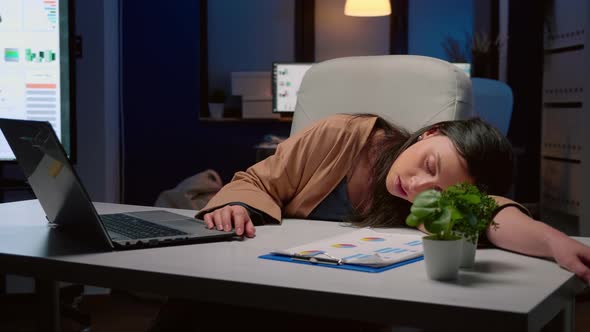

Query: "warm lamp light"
left=344, top=0, right=391, bottom=17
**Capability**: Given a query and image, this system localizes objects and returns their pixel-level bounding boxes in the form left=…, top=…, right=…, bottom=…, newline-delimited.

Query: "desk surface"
left=0, top=199, right=587, bottom=331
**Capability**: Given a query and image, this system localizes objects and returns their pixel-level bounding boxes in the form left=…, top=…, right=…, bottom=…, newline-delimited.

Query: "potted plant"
left=208, top=88, right=226, bottom=119
left=441, top=31, right=508, bottom=78
left=405, top=183, right=498, bottom=280
left=447, top=183, right=499, bottom=268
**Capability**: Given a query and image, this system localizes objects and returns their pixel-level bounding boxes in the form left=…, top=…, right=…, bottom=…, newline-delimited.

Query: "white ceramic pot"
left=422, top=236, right=463, bottom=280
left=208, top=103, right=224, bottom=119
left=460, top=236, right=478, bottom=268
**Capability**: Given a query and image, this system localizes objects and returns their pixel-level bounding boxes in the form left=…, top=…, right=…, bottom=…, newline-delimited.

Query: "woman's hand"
left=549, top=235, right=590, bottom=284
left=203, top=205, right=256, bottom=238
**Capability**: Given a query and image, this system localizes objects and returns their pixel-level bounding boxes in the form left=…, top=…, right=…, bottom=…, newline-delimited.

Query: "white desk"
left=0, top=199, right=587, bottom=331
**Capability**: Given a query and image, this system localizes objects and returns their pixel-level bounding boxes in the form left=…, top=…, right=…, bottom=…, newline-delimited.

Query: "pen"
left=291, top=252, right=343, bottom=265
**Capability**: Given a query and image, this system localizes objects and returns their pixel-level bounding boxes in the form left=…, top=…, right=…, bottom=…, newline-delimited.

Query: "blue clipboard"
left=258, top=253, right=423, bottom=273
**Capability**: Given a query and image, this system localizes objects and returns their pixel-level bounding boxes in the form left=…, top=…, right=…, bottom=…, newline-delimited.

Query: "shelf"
left=199, top=116, right=293, bottom=123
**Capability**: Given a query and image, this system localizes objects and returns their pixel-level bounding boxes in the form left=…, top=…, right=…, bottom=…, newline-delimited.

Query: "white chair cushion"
left=290, top=55, right=473, bottom=135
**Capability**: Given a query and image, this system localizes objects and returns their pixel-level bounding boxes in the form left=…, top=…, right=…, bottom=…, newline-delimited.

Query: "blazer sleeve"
left=195, top=116, right=363, bottom=225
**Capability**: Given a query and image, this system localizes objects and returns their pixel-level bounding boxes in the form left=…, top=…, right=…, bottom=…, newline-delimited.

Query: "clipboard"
left=258, top=228, right=425, bottom=273
left=258, top=253, right=423, bottom=273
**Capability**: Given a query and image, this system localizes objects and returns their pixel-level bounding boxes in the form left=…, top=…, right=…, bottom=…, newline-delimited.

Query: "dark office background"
left=0, top=0, right=543, bottom=208
left=121, top=1, right=292, bottom=206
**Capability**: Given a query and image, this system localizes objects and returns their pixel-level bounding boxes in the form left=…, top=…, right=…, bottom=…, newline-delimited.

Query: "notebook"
left=0, top=118, right=236, bottom=250
left=260, top=228, right=424, bottom=273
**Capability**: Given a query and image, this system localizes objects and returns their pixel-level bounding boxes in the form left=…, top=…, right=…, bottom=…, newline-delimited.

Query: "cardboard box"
left=231, top=72, right=271, bottom=98
left=231, top=72, right=278, bottom=119
left=242, top=96, right=280, bottom=119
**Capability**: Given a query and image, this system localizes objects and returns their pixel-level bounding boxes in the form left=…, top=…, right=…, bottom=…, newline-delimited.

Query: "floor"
left=1, top=291, right=590, bottom=332
left=575, top=293, right=590, bottom=332
left=0, top=291, right=162, bottom=332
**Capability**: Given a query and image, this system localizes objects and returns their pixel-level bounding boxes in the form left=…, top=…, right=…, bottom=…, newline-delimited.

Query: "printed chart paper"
left=271, top=228, right=424, bottom=267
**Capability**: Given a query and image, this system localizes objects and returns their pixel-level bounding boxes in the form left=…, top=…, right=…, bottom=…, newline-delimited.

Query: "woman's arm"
left=199, top=115, right=377, bottom=237
left=488, top=196, right=590, bottom=284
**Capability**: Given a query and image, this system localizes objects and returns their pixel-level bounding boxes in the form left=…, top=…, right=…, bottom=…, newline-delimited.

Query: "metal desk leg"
left=564, top=299, right=575, bottom=332
left=0, top=274, right=5, bottom=295
left=540, top=299, right=575, bottom=332
left=36, top=278, right=61, bottom=332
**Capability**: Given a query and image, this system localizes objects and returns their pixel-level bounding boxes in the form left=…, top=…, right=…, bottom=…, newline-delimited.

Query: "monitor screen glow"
left=452, top=63, right=471, bottom=77
left=0, top=0, right=72, bottom=161
left=272, top=63, right=313, bottom=113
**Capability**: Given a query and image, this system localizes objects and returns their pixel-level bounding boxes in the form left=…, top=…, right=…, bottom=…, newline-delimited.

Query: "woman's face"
left=386, top=131, right=474, bottom=202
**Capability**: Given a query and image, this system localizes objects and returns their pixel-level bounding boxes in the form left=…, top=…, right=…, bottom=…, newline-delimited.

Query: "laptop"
left=0, top=118, right=236, bottom=250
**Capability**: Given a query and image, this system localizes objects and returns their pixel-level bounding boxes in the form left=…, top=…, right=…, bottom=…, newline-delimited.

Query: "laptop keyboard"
left=100, top=213, right=188, bottom=239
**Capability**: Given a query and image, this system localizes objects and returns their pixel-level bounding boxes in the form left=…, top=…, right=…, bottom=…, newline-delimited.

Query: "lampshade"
left=344, top=0, right=391, bottom=17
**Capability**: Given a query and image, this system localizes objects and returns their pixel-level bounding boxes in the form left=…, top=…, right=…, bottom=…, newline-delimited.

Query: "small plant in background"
left=405, top=183, right=499, bottom=243
left=441, top=31, right=508, bottom=78
left=471, top=31, right=508, bottom=58
left=441, top=32, right=472, bottom=63
left=441, top=31, right=509, bottom=62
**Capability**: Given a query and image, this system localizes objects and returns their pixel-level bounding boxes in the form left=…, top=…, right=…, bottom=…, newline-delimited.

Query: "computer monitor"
left=0, top=0, right=74, bottom=161
left=452, top=63, right=471, bottom=77
left=272, top=62, right=313, bottom=113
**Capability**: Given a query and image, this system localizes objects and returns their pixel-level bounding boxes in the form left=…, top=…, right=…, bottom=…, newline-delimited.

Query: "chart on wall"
left=0, top=0, right=68, bottom=160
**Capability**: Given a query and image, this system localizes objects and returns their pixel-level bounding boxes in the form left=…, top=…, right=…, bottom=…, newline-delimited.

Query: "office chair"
left=470, top=77, right=523, bottom=200
left=290, top=55, right=473, bottom=135
left=471, top=77, right=513, bottom=136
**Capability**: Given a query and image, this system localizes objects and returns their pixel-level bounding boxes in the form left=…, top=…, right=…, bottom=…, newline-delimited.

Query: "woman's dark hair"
left=347, top=114, right=514, bottom=228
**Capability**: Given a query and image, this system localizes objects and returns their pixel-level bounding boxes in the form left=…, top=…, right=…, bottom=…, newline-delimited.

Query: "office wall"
left=122, top=0, right=291, bottom=205
left=408, top=0, right=473, bottom=60
left=499, top=0, right=509, bottom=82
left=505, top=1, right=544, bottom=204
left=314, top=0, right=390, bottom=61
left=74, top=0, right=474, bottom=206
left=311, top=0, right=473, bottom=62
left=74, top=0, right=120, bottom=203
left=208, top=0, right=295, bottom=92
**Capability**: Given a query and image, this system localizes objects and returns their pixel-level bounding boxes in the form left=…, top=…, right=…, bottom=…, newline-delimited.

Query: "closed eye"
left=426, top=157, right=435, bottom=175
left=426, top=157, right=442, bottom=191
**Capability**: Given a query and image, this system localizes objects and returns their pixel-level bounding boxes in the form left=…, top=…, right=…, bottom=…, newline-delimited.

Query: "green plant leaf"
left=425, top=206, right=451, bottom=234
left=458, top=193, right=480, bottom=204
left=409, top=206, right=438, bottom=219
left=405, top=182, right=499, bottom=241
left=412, top=190, right=441, bottom=208
left=405, top=214, right=420, bottom=227
left=466, top=212, right=478, bottom=226
left=445, top=185, right=464, bottom=194
left=449, top=206, right=462, bottom=220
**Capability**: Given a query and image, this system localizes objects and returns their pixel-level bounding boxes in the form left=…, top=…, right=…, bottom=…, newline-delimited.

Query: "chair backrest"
left=471, top=77, right=513, bottom=136
left=290, top=55, right=473, bottom=135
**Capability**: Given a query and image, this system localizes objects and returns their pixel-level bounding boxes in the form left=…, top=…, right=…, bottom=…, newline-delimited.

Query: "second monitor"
left=272, top=62, right=314, bottom=113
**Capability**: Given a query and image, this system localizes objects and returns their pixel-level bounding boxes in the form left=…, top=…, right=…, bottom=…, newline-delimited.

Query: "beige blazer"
left=197, top=114, right=378, bottom=224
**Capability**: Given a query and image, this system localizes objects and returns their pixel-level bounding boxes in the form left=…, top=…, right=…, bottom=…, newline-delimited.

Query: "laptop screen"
left=0, top=118, right=112, bottom=249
